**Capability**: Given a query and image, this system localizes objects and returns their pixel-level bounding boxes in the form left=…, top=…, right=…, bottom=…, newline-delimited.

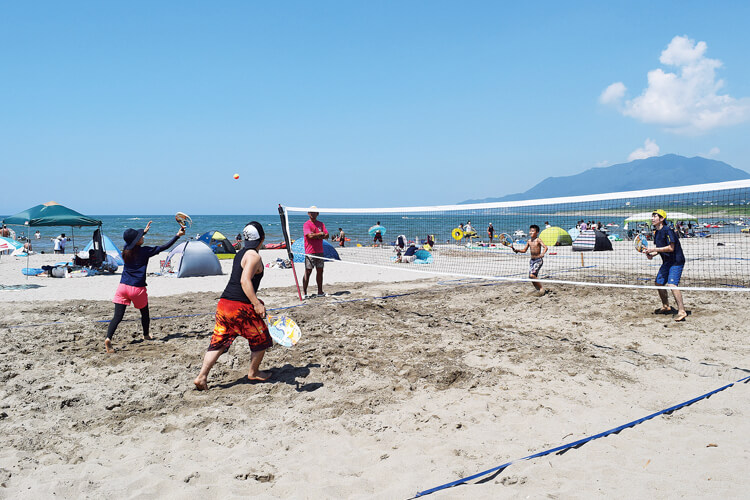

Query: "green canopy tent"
left=3, top=200, right=102, bottom=228
left=3, top=201, right=102, bottom=275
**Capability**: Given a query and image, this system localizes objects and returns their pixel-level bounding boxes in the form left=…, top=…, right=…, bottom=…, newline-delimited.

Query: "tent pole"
left=278, top=204, right=303, bottom=301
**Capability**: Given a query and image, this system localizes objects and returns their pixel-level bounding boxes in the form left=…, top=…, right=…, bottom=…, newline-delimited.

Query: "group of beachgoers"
left=576, top=220, right=605, bottom=231
left=102, top=208, right=687, bottom=390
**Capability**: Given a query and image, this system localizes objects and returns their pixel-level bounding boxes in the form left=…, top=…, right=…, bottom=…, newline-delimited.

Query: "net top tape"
left=284, top=179, right=750, bottom=213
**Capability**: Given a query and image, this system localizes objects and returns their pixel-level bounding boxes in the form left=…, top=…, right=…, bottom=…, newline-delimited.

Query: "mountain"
left=460, top=155, right=750, bottom=204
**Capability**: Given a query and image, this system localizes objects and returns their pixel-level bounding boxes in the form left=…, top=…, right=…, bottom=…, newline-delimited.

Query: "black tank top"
left=221, top=248, right=263, bottom=303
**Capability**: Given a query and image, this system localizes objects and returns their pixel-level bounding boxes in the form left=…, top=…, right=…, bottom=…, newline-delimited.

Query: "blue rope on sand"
left=414, top=375, right=750, bottom=497
left=5, top=292, right=416, bottom=329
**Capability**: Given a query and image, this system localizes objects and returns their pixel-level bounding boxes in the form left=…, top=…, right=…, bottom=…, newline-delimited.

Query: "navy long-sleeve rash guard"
left=120, top=235, right=179, bottom=287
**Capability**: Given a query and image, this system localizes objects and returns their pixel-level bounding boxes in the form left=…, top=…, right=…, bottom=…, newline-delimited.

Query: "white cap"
left=242, top=222, right=262, bottom=249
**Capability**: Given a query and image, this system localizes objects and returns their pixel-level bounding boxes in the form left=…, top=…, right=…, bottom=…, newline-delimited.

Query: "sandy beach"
left=0, top=249, right=748, bottom=498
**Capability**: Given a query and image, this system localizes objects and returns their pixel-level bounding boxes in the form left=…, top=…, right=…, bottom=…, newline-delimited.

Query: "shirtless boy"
left=513, top=224, right=548, bottom=295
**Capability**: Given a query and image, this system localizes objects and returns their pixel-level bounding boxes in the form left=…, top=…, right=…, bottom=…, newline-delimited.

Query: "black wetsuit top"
left=221, top=248, right=263, bottom=303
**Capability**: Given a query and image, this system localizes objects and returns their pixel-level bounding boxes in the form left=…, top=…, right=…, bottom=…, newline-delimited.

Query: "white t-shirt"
left=53, top=238, right=61, bottom=251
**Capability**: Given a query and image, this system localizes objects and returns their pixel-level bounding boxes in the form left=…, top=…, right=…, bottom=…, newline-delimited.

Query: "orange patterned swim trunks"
left=208, top=298, right=272, bottom=352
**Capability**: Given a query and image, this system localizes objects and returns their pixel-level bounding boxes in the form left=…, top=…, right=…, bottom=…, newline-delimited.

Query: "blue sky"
left=2, top=1, right=749, bottom=215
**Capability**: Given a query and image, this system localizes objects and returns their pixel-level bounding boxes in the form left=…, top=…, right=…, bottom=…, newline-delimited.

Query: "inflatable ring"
left=451, top=228, right=464, bottom=241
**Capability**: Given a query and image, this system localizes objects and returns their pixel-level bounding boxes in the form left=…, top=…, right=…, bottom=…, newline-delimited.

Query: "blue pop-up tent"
left=84, top=233, right=124, bottom=266
left=290, top=239, right=341, bottom=263
left=165, top=241, right=223, bottom=278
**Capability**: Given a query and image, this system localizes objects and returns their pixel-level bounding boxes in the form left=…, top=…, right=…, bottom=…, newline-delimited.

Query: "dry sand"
left=0, top=250, right=748, bottom=498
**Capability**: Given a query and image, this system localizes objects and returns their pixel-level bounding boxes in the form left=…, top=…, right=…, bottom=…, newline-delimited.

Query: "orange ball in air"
left=233, top=173, right=239, bottom=180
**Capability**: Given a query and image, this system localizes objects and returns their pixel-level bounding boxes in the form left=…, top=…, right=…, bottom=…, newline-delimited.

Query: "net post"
left=278, top=204, right=303, bottom=301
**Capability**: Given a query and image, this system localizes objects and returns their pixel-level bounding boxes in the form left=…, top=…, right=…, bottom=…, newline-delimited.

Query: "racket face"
left=634, top=234, right=648, bottom=253
left=267, top=315, right=301, bottom=347
left=175, top=212, right=192, bottom=228
left=499, top=233, right=513, bottom=247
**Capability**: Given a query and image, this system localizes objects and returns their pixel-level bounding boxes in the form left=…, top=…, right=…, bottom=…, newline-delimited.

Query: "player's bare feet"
left=247, top=370, right=271, bottom=382
left=654, top=305, right=674, bottom=314
left=674, top=310, right=688, bottom=322
left=194, top=376, right=208, bottom=391
left=105, top=338, right=114, bottom=353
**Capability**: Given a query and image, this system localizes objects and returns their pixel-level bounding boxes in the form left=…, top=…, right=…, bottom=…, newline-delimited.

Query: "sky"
left=2, top=1, right=750, bottom=215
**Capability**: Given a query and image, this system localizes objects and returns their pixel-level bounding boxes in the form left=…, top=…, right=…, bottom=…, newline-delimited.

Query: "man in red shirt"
left=302, top=206, right=328, bottom=299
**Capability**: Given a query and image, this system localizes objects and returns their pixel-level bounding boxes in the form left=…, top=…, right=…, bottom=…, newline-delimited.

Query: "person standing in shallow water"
left=194, top=222, right=273, bottom=390
left=105, top=221, right=184, bottom=353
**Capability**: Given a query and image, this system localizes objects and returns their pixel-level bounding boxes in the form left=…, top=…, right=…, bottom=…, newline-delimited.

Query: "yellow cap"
left=652, top=209, right=667, bottom=219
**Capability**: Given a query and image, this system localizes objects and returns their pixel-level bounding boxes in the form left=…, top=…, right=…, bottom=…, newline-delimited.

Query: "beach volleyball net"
left=280, top=180, right=750, bottom=290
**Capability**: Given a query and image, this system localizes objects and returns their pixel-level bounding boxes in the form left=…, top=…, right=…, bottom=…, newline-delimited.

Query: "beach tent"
left=567, top=228, right=580, bottom=242
left=3, top=200, right=102, bottom=256
left=83, top=232, right=124, bottom=266
left=0, top=237, right=23, bottom=259
left=623, top=212, right=698, bottom=229
left=165, top=241, right=223, bottom=278
left=573, top=229, right=613, bottom=252
left=290, top=239, right=341, bottom=263
left=198, top=230, right=236, bottom=259
left=0, top=236, right=23, bottom=253
left=539, top=226, right=572, bottom=247
left=3, top=201, right=101, bottom=227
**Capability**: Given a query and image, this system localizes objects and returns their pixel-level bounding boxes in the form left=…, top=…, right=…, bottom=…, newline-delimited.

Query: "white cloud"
left=602, top=35, right=750, bottom=134
left=706, top=146, right=720, bottom=157
left=628, top=138, right=660, bottom=161
left=599, top=82, right=626, bottom=105
left=595, top=160, right=610, bottom=167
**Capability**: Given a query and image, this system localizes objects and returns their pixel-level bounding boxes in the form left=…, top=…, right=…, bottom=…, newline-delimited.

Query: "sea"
left=3, top=211, right=744, bottom=255
left=2, top=213, right=575, bottom=253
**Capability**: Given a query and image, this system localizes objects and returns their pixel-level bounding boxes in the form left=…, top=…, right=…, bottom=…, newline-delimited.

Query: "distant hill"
left=461, top=155, right=750, bottom=204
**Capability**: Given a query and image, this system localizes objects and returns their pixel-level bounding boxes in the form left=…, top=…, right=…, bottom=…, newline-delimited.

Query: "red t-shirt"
left=303, top=219, right=327, bottom=254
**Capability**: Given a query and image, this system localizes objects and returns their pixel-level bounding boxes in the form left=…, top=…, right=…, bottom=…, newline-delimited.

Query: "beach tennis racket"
left=175, top=212, right=192, bottom=229
left=634, top=234, right=649, bottom=253
left=267, top=315, right=301, bottom=348
left=498, top=233, right=513, bottom=248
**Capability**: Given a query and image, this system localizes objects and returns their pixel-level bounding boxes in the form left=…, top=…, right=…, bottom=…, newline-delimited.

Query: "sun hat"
left=242, top=221, right=265, bottom=249
left=308, top=205, right=319, bottom=214
left=123, top=228, right=145, bottom=250
left=652, top=209, right=667, bottom=219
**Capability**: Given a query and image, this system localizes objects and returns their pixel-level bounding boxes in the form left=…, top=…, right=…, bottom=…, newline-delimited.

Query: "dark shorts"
left=656, top=263, right=684, bottom=286
left=208, top=298, right=272, bottom=352
left=305, top=252, right=325, bottom=270
left=373, top=233, right=383, bottom=243
left=529, top=257, right=543, bottom=277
